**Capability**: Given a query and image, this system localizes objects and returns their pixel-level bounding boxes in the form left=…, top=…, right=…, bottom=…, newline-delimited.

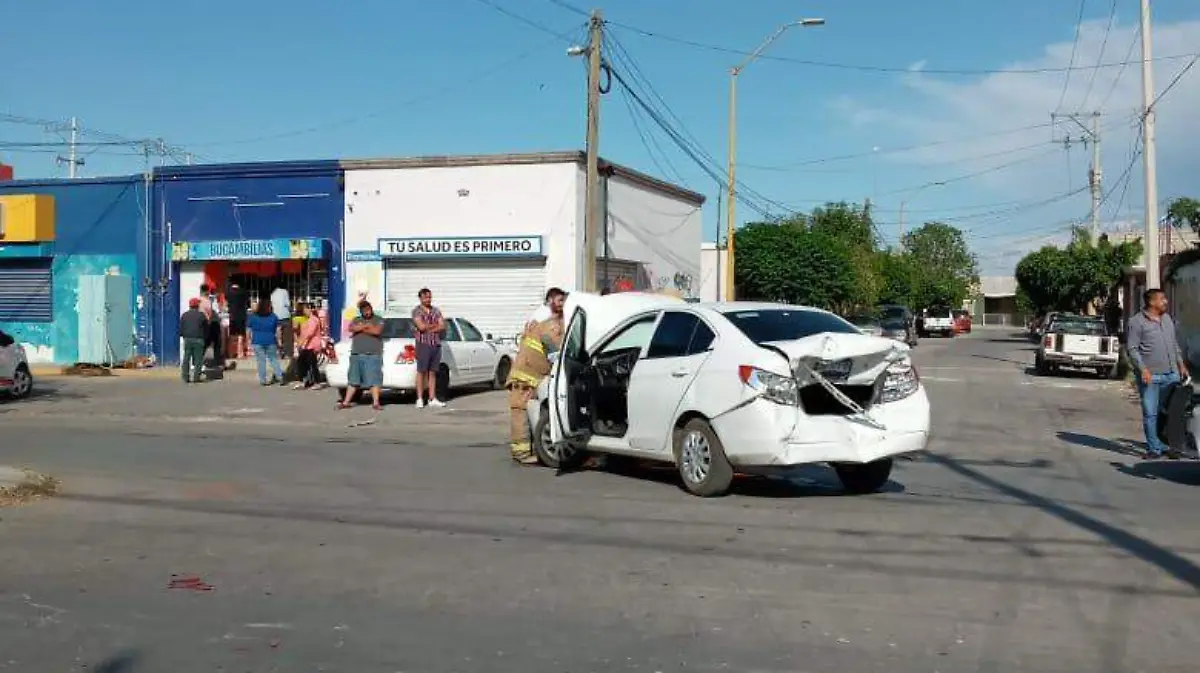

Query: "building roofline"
left=340, top=150, right=706, bottom=206
left=0, top=174, right=144, bottom=189
left=155, top=159, right=341, bottom=180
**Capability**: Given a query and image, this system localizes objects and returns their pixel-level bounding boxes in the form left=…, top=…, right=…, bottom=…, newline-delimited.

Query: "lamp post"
left=725, top=17, right=824, bottom=301
left=897, top=181, right=946, bottom=250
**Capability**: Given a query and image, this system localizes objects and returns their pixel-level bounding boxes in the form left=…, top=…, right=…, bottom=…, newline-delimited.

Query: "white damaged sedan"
left=527, top=292, right=931, bottom=497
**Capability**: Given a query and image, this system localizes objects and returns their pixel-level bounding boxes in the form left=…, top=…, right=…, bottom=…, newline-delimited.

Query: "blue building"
left=0, top=176, right=148, bottom=365
left=150, top=160, right=345, bottom=364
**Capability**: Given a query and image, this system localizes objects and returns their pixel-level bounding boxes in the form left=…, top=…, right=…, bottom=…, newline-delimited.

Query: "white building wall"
left=343, top=162, right=580, bottom=306
left=698, top=242, right=728, bottom=302
left=599, top=169, right=703, bottom=296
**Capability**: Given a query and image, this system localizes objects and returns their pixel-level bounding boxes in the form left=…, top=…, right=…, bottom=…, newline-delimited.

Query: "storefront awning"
left=170, top=237, right=329, bottom=262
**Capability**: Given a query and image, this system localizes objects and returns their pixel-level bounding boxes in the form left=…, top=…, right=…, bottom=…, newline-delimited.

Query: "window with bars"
left=0, top=259, right=53, bottom=322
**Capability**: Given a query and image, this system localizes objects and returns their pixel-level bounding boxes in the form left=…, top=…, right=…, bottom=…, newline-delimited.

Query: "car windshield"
left=381, top=318, right=416, bottom=339
left=928, top=306, right=951, bottom=317
left=1050, top=319, right=1107, bottom=336
left=880, top=318, right=906, bottom=330
left=723, top=308, right=860, bottom=343
left=847, top=314, right=880, bottom=327
left=879, top=306, right=907, bottom=320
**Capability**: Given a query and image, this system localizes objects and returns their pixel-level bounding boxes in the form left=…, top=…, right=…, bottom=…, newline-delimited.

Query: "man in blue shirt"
left=1126, top=288, right=1190, bottom=459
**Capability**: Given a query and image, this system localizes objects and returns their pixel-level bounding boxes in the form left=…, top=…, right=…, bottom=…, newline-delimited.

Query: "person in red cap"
left=179, top=297, right=209, bottom=383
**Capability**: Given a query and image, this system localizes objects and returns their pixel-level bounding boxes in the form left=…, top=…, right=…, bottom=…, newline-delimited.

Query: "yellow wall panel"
left=0, top=194, right=56, bottom=242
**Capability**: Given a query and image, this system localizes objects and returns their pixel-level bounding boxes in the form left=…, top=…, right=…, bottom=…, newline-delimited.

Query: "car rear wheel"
left=833, top=458, right=893, bottom=495
left=492, top=357, right=511, bottom=390
left=673, top=418, right=734, bottom=497
left=10, top=364, right=32, bottom=399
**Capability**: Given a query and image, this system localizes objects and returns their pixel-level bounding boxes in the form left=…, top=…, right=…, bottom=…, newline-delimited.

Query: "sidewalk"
left=6, top=364, right=509, bottom=439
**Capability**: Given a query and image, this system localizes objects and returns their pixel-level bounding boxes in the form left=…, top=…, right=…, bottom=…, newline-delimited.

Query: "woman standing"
left=247, top=299, right=285, bottom=386
left=293, top=303, right=328, bottom=390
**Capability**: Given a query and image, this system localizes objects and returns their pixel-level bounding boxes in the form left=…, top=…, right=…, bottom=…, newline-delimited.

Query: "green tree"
left=902, top=222, right=979, bottom=308
left=1166, top=197, right=1200, bottom=237
left=735, top=220, right=860, bottom=312
left=1014, top=228, right=1142, bottom=314
left=877, top=252, right=919, bottom=306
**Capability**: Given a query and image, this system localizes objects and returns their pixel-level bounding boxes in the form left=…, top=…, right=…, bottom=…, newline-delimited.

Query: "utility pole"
left=1140, top=0, right=1161, bottom=289
left=55, top=116, right=84, bottom=178
left=1051, top=111, right=1102, bottom=241
left=582, top=9, right=604, bottom=293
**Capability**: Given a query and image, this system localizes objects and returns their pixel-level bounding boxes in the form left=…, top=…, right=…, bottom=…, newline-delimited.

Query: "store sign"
left=378, top=235, right=543, bottom=258
left=170, top=237, right=326, bottom=262
left=346, top=250, right=383, bottom=262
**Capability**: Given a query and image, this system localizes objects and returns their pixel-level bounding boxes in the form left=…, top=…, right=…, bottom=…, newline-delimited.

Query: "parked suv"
left=0, top=329, right=33, bottom=399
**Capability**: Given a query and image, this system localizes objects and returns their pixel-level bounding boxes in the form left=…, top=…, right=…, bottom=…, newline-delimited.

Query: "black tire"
left=1035, top=354, right=1049, bottom=376
left=492, top=357, right=511, bottom=390
left=833, top=458, right=894, bottom=495
left=531, top=405, right=584, bottom=470
left=435, top=364, right=451, bottom=400
left=673, top=418, right=734, bottom=497
left=10, top=364, right=32, bottom=399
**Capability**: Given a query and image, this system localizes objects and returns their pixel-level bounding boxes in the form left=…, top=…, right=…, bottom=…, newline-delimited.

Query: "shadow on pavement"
left=594, top=459, right=905, bottom=498
left=925, top=451, right=1200, bottom=591
left=90, top=650, right=139, bottom=673
left=0, top=381, right=88, bottom=410
left=1112, top=460, right=1200, bottom=486
left=1057, top=431, right=1145, bottom=458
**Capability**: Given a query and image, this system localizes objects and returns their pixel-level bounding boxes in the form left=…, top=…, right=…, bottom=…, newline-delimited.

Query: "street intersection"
left=1, top=328, right=1197, bottom=672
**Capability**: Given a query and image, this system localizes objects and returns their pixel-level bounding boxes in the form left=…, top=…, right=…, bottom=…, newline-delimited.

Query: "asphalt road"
left=2, top=329, right=1198, bottom=673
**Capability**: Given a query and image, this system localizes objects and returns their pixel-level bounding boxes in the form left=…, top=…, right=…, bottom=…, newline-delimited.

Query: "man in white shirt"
left=525, top=288, right=562, bottom=333
left=270, top=284, right=293, bottom=358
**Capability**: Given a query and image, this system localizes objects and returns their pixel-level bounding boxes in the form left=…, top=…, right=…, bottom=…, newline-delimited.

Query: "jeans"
left=1137, top=370, right=1180, bottom=455
left=253, top=344, right=284, bottom=383
left=181, top=337, right=205, bottom=382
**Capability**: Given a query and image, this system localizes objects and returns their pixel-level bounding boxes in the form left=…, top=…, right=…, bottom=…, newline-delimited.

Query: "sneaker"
left=429, top=399, right=447, bottom=408
left=415, top=398, right=426, bottom=409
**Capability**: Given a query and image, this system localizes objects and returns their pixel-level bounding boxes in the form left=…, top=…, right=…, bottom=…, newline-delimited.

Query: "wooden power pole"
left=582, top=10, right=604, bottom=293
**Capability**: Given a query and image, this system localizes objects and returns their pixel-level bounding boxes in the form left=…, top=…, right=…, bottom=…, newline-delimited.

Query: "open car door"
left=549, top=305, right=592, bottom=447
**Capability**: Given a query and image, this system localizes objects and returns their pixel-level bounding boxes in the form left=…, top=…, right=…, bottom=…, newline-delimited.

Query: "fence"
left=980, top=313, right=1029, bottom=327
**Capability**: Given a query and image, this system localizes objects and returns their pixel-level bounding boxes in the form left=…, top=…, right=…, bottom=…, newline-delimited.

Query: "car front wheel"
left=531, top=406, right=583, bottom=470
left=10, top=364, right=32, bottom=399
left=673, top=418, right=734, bottom=497
left=833, top=458, right=893, bottom=495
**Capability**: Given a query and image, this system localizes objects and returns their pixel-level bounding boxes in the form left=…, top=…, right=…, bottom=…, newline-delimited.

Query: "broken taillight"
left=1043, top=334, right=1054, bottom=348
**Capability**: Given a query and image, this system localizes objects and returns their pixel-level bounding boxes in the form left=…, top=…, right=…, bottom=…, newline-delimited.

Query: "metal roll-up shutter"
left=0, top=259, right=53, bottom=322
left=384, top=259, right=547, bottom=341
left=597, top=258, right=643, bottom=292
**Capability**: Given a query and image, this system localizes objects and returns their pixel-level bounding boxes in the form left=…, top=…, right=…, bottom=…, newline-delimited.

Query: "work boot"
left=510, top=442, right=538, bottom=466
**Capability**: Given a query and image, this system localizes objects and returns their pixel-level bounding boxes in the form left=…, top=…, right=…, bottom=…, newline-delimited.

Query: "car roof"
left=565, top=294, right=840, bottom=350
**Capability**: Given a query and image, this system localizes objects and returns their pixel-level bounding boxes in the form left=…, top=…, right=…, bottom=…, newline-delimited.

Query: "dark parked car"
left=878, top=304, right=918, bottom=346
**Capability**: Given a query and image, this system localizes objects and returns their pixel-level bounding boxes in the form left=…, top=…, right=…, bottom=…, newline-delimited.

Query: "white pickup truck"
left=919, top=306, right=955, bottom=338
left=1034, top=314, right=1120, bottom=378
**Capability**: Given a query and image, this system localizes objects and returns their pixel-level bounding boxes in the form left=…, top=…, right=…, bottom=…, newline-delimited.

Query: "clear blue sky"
left=3, top=0, right=1199, bottom=272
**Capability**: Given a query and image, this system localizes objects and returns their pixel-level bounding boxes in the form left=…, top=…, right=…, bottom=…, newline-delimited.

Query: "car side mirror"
left=486, top=333, right=493, bottom=340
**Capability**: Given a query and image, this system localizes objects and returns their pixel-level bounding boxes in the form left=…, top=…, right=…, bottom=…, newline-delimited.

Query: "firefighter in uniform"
left=506, top=288, right=567, bottom=464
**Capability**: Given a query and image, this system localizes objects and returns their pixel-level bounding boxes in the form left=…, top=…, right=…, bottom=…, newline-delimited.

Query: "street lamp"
left=897, top=180, right=946, bottom=250
left=725, top=18, right=825, bottom=301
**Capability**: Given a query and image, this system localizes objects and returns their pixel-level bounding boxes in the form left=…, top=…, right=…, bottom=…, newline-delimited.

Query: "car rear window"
left=1051, top=319, right=1107, bottom=336
left=722, top=309, right=859, bottom=343
left=381, top=318, right=416, bottom=339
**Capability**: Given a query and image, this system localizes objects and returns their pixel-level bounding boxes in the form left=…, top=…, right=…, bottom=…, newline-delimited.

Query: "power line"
left=468, top=0, right=581, bottom=41
left=184, top=31, right=575, bottom=148
left=740, top=121, right=1060, bottom=170
left=1078, top=0, right=1119, bottom=111
left=604, top=20, right=1199, bottom=76
left=1147, top=53, right=1200, bottom=114
left=1054, top=0, right=1089, bottom=112
left=1098, top=25, right=1140, bottom=110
